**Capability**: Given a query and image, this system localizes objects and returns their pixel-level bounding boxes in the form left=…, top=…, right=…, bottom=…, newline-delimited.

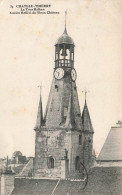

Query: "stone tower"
left=34, top=20, right=94, bottom=179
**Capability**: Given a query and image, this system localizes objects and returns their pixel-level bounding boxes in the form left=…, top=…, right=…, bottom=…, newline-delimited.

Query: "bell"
left=61, top=48, right=67, bottom=56
left=56, top=46, right=60, bottom=54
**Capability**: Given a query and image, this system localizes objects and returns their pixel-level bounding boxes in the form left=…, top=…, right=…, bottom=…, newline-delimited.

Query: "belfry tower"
left=34, top=15, right=94, bottom=179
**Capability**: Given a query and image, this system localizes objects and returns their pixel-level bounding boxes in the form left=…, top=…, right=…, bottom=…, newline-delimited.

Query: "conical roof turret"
left=82, top=100, right=94, bottom=133
left=34, top=89, right=44, bottom=130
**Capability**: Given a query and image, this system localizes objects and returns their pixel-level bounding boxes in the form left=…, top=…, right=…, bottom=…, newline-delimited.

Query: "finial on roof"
left=116, top=120, right=122, bottom=127
left=34, top=83, right=44, bottom=130
left=55, top=10, right=74, bottom=45
left=82, top=89, right=90, bottom=105
left=38, top=82, right=42, bottom=96
left=64, top=10, right=67, bottom=34
left=117, top=120, right=122, bottom=124
left=81, top=91, right=94, bottom=133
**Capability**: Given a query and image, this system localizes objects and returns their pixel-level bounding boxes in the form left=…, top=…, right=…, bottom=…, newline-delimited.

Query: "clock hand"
left=56, top=70, right=60, bottom=76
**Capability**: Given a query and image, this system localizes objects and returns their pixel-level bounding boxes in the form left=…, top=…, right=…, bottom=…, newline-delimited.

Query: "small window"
left=55, top=85, right=58, bottom=92
left=47, top=157, right=54, bottom=169
left=75, top=156, right=80, bottom=170
left=79, top=135, right=82, bottom=145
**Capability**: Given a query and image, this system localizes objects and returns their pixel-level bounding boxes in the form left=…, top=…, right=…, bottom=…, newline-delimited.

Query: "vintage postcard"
left=0, top=0, right=122, bottom=194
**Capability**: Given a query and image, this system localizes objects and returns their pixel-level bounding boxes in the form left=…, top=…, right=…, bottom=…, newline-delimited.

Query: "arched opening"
left=47, top=157, right=54, bottom=169
left=75, top=156, right=80, bottom=171
left=55, top=43, right=74, bottom=68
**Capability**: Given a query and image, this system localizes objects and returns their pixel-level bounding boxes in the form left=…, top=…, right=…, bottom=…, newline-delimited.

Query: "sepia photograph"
left=0, top=0, right=122, bottom=194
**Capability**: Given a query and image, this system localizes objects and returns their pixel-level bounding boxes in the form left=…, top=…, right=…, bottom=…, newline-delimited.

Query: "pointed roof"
left=65, top=92, right=75, bottom=129
left=34, top=91, right=44, bottom=130
left=44, top=78, right=82, bottom=130
left=55, top=28, right=74, bottom=45
left=81, top=100, right=94, bottom=133
left=55, top=11, right=74, bottom=45
left=97, top=121, right=122, bottom=161
left=64, top=83, right=83, bottom=130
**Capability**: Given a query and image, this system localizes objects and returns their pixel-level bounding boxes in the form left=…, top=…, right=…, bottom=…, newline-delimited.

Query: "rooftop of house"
left=97, top=121, right=122, bottom=162
left=11, top=166, right=122, bottom=195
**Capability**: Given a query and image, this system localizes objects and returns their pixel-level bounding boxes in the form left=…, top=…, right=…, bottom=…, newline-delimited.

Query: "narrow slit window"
left=47, top=157, right=54, bottom=169
left=75, top=156, right=80, bottom=170
left=79, top=135, right=82, bottom=145
left=55, top=85, right=59, bottom=92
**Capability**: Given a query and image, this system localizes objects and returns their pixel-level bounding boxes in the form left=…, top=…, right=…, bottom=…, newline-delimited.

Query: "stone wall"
left=83, top=133, right=93, bottom=169
left=34, top=128, right=91, bottom=179
left=34, top=129, right=71, bottom=178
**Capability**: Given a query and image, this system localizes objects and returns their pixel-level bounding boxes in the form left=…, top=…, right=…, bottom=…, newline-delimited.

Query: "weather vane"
left=82, top=89, right=90, bottom=101
left=38, top=82, right=42, bottom=94
left=65, top=10, right=67, bottom=30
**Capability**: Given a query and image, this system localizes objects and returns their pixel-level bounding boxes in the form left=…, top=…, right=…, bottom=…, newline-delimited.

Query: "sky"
left=0, top=0, right=122, bottom=158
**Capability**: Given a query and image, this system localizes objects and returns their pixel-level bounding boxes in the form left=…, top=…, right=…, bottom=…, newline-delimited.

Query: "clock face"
left=54, top=68, right=64, bottom=80
left=71, top=69, right=77, bottom=81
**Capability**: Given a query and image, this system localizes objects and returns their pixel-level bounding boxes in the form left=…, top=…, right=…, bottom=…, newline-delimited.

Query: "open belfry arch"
left=34, top=12, right=94, bottom=179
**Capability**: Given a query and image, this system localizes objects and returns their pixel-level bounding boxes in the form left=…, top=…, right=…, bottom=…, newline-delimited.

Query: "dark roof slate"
left=55, top=28, right=74, bottom=45
left=97, top=122, right=122, bottom=161
left=81, top=100, right=94, bottom=133
left=12, top=166, right=122, bottom=195
left=34, top=92, right=44, bottom=130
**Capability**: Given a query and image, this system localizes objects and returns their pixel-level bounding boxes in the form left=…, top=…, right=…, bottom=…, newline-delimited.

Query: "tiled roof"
left=43, top=77, right=83, bottom=130
left=12, top=165, right=25, bottom=175
left=12, top=179, right=58, bottom=195
left=11, top=166, right=122, bottom=195
left=81, top=100, right=94, bottom=133
left=84, top=166, right=122, bottom=195
left=97, top=123, right=122, bottom=161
